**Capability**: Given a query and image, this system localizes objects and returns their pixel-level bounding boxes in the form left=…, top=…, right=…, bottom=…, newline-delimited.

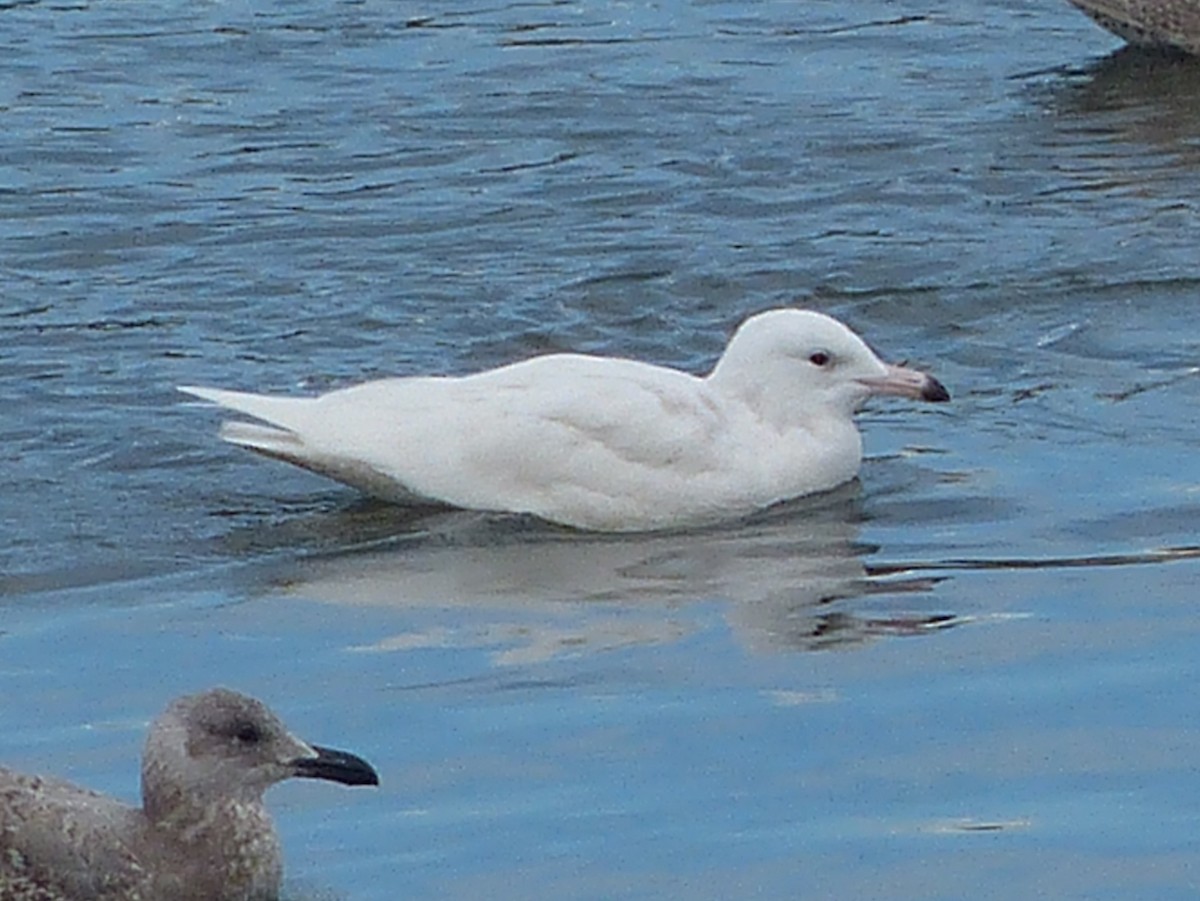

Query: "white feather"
left=179, top=308, right=947, bottom=531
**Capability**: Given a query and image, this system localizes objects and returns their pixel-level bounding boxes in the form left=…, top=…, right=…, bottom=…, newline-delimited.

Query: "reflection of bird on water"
left=181, top=308, right=948, bottom=532
left=271, top=497, right=960, bottom=659
left=1067, top=0, right=1200, bottom=55
left=0, top=688, right=378, bottom=901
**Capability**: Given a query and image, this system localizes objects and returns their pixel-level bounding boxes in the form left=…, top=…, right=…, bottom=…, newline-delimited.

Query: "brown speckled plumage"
left=1068, top=0, right=1200, bottom=54
left=0, top=688, right=378, bottom=901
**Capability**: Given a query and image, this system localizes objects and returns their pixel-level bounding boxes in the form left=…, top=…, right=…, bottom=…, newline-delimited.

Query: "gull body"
left=0, top=688, right=378, bottom=901
left=1067, top=0, right=1200, bottom=54
left=181, top=308, right=949, bottom=532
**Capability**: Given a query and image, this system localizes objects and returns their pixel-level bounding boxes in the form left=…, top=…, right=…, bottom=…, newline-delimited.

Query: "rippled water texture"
left=3, top=2, right=1200, bottom=899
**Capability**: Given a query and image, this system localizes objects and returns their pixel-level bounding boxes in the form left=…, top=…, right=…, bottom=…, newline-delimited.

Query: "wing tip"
left=177, top=385, right=225, bottom=404
left=219, top=420, right=300, bottom=450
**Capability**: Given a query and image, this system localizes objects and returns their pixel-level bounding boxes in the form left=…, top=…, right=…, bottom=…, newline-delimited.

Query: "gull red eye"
left=809, top=351, right=830, bottom=367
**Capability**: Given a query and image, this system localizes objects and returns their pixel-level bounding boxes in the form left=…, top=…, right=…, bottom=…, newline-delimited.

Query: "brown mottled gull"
left=0, top=687, right=379, bottom=901
left=1067, top=0, right=1200, bottom=54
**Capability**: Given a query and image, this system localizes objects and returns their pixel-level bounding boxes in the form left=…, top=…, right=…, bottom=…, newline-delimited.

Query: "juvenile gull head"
left=0, top=687, right=378, bottom=901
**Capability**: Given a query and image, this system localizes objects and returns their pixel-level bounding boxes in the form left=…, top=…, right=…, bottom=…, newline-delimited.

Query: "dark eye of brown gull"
left=230, top=720, right=263, bottom=744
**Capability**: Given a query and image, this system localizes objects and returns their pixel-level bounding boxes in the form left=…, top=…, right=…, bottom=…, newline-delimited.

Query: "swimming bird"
left=1067, top=0, right=1200, bottom=55
left=0, top=688, right=379, bottom=901
left=180, top=308, right=949, bottom=532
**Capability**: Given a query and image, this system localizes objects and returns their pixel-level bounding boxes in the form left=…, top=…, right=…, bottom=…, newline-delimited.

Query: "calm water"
left=3, top=1, right=1200, bottom=898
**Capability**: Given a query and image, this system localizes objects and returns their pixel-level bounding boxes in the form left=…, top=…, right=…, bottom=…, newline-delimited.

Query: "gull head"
left=710, top=308, right=949, bottom=424
left=142, top=687, right=379, bottom=818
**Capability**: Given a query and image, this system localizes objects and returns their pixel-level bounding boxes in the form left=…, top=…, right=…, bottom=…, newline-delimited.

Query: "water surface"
left=3, top=1, right=1200, bottom=898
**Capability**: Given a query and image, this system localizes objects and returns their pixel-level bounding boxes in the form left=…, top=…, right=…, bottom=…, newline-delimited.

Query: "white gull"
left=180, top=308, right=949, bottom=532
left=0, top=688, right=378, bottom=901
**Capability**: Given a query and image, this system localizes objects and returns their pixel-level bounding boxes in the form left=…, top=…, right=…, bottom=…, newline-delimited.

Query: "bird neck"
left=140, top=793, right=283, bottom=900
left=708, top=366, right=847, bottom=434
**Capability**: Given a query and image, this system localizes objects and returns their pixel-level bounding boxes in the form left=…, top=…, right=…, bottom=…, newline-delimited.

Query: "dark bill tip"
left=292, top=745, right=380, bottom=787
left=922, top=376, right=951, bottom=403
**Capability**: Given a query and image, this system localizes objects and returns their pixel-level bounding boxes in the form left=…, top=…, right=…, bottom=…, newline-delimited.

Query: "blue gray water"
left=3, top=1, right=1200, bottom=898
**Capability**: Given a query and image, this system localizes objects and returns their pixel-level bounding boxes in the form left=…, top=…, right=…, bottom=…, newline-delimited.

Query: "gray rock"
left=1, top=688, right=378, bottom=901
